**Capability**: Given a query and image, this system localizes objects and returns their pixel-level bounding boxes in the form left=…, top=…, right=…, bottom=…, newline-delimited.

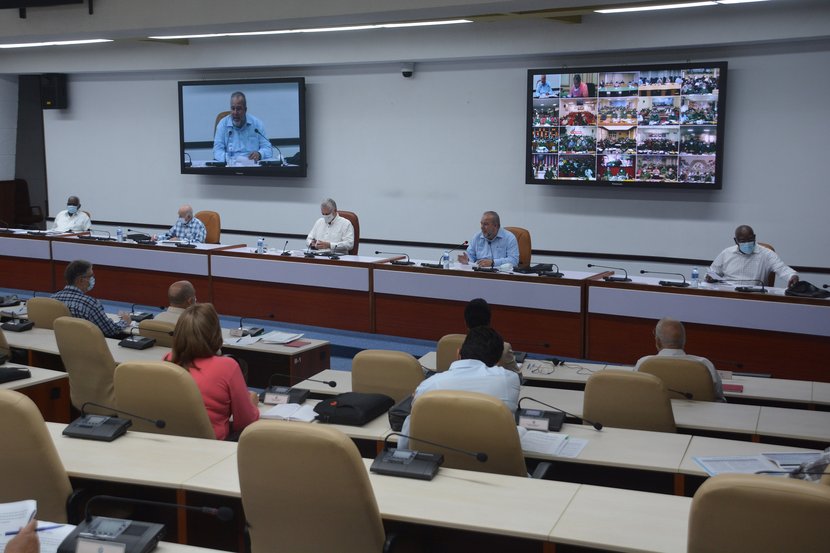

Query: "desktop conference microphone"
left=0, top=310, right=34, bottom=332
left=640, top=269, right=689, bottom=287
left=587, top=264, right=631, bottom=282
left=280, top=240, right=291, bottom=256
left=84, top=495, right=233, bottom=523
left=81, top=402, right=166, bottom=429
left=518, top=396, right=603, bottom=430
left=374, top=251, right=415, bottom=265
left=267, top=372, right=336, bottom=388
left=254, top=128, right=283, bottom=164
left=130, top=303, right=159, bottom=322
left=232, top=313, right=274, bottom=337
left=383, top=432, right=488, bottom=462
left=734, top=279, right=767, bottom=294
left=539, top=262, right=563, bottom=278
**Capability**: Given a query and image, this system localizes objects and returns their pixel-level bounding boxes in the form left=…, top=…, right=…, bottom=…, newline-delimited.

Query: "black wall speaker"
left=40, top=73, right=68, bottom=109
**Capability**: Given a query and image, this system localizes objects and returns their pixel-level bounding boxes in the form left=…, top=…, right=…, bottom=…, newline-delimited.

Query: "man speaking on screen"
left=213, top=91, right=273, bottom=165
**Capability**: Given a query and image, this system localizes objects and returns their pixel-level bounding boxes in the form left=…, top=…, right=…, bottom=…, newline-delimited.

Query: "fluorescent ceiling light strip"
left=0, top=38, right=112, bottom=49
left=148, top=19, right=471, bottom=40
left=596, top=2, right=716, bottom=13
left=715, top=0, right=769, bottom=4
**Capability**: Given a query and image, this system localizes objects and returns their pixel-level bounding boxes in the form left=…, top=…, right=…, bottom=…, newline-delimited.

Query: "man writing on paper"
left=706, top=224, right=798, bottom=287
left=155, top=280, right=197, bottom=324
left=398, top=326, right=520, bottom=449
left=635, top=318, right=725, bottom=402
left=213, top=91, right=273, bottom=165
left=458, top=211, right=519, bottom=268
left=306, top=198, right=354, bottom=253
left=51, top=195, right=91, bottom=233
left=154, top=205, right=207, bottom=243
left=52, top=260, right=131, bottom=338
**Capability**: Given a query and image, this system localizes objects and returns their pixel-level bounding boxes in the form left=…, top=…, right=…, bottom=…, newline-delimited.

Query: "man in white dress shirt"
left=635, top=318, right=725, bottom=402
left=305, top=198, right=354, bottom=253
left=706, top=225, right=798, bottom=287
left=51, top=196, right=91, bottom=233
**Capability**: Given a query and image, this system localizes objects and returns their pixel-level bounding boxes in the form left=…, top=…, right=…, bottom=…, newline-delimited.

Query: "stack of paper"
left=260, top=330, right=304, bottom=344
left=693, top=455, right=779, bottom=476
left=516, top=426, right=588, bottom=458
left=262, top=403, right=317, bottom=422
left=0, top=500, right=74, bottom=553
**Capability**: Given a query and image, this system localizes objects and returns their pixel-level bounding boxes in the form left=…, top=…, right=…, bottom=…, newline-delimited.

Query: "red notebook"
left=722, top=383, right=744, bottom=393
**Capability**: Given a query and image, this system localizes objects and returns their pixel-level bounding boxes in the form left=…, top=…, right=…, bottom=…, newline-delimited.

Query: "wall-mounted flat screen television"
left=178, top=77, right=306, bottom=177
left=526, top=62, right=726, bottom=189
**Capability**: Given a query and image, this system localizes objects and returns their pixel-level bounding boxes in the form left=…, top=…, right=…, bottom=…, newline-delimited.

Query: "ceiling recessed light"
left=596, top=2, right=717, bottom=14
left=0, top=38, right=112, bottom=49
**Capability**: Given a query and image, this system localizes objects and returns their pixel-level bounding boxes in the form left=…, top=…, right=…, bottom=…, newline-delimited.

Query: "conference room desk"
left=1, top=364, right=70, bottom=422
left=585, top=276, right=830, bottom=380
left=49, top=237, right=242, bottom=306
left=813, top=381, right=830, bottom=406
left=219, top=329, right=330, bottom=387
left=256, top=398, right=392, bottom=443
left=756, top=406, right=830, bottom=444
left=209, top=248, right=374, bottom=332
left=0, top=232, right=55, bottom=291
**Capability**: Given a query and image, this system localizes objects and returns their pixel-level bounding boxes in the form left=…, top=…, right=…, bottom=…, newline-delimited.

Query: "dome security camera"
left=400, top=63, right=414, bottom=78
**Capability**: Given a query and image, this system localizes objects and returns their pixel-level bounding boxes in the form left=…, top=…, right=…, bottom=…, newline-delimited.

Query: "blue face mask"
left=87, top=276, right=95, bottom=291
left=738, top=241, right=755, bottom=255
left=67, top=205, right=79, bottom=215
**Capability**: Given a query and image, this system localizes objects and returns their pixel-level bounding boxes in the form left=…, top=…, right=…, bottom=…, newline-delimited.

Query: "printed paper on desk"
left=224, top=335, right=261, bottom=346
left=260, top=330, right=304, bottom=344
left=518, top=426, right=569, bottom=456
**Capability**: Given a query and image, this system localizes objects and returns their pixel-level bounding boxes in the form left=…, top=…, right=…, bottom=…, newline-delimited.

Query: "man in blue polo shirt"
left=458, top=210, right=519, bottom=268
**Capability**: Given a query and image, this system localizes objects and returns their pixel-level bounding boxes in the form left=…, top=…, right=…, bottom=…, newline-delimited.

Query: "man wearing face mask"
left=154, top=204, right=207, bottom=243
left=706, top=225, right=798, bottom=287
left=52, top=260, right=131, bottom=338
left=458, top=210, right=519, bottom=268
left=306, top=198, right=354, bottom=253
left=51, top=195, right=91, bottom=233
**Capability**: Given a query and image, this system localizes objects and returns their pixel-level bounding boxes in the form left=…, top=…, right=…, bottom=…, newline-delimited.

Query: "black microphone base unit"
left=175, top=243, right=198, bottom=249
left=260, top=386, right=311, bottom=405
left=658, top=280, right=690, bottom=288
left=472, top=266, right=498, bottom=273
left=420, top=262, right=443, bottom=269
left=370, top=448, right=443, bottom=480
left=1, top=319, right=34, bottom=332
left=127, top=232, right=152, bottom=242
left=735, top=286, right=768, bottom=294
left=119, top=336, right=156, bottom=350
left=603, top=276, right=632, bottom=282
left=63, top=415, right=132, bottom=441
left=259, top=159, right=284, bottom=167
left=80, top=236, right=116, bottom=242
left=57, top=517, right=164, bottom=553
left=390, top=260, right=415, bottom=266
left=205, top=161, right=227, bottom=167
left=0, top=295, right=21, bottom=307
left=539, top=271, right=564, bottom=278
left=130, top=312, right=154, bottom=323
left=515, top=408, right=566, bottom=432
left=241, top=326, right=264, bottom=337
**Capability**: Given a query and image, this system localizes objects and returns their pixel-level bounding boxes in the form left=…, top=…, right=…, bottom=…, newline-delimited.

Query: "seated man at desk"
left=154, top=204, right=207, bottom=243
left=706, top=224, right=798, bottom=287
left=464, top=298, right=519, bottom=374
left=458, top=210, right=519, bottom=268
left=635, top=318, right=725, bottom=402
left=51, top=195, right=91, bottom=233
left=213, top=91, right=273, bottom=164
left=399, top=326, right=520, bottom=449
left=305, top=198, right=354, bottom=253
left=52, top=259, right=130, bottom=338
left=155, top=280, right=197, bottom=324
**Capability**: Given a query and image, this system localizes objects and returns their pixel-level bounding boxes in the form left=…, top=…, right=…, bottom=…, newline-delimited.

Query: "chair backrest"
left=194, top=210, right=221, bottom=244
left=337, top=210, right=359, bottom=255
left=0, top=327, right=9, bottom=357
left=214, top=110, right=230, bottom=134
left=238, top=421, right=386, bottom=553
left=584, top=369, right=676, bottom=432
left=114, top=361, right=215, bottom=439
left=0, top=390, right=73, bottom=523
left=409, top=390, right=527, bottom=476
left=505, top=226, right=532, bottom=267
left=638, top=357, right=716, bottom=402
left=27, top=297, right=71, bottom=329
left=759, top=241, right=776, bottom=287
left=53, top=316, right=118, bottom=413
left=688, top=473, right=830, bottom=553
left=436, top=333, right=465, bottom=373
left=351, top=349, right=424, bottom=402
left=138, top=319, right=176, bottom=348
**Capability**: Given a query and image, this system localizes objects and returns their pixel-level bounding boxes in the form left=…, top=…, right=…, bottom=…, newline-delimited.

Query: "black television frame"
left=526, top=61, right=727, bottom=190
left=178, top=77, right=307, bottom=178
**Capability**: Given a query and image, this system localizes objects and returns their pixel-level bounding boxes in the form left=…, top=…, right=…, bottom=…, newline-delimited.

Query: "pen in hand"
left=5, top=524, right=64, bottom=536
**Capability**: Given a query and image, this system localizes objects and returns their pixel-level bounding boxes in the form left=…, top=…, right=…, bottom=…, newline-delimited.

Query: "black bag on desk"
left=388, top=394, right=414, bottom=431
left=313, top=392, right=395, bottom=426
left=785, top=281, right=830, bottom=299
left=0, top=366, right=31, bottom=384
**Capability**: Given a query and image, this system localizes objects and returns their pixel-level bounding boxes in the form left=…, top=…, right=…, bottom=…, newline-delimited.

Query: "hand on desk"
left=249, top=391, right=260, bottom=407
left=6, top=519, right=39, bottom=553
left=117, top=311, right=132, bottom=324
left=476, top=259, right=494, bottom=268
left=457, top=252, right=469, bottom=265
left=312, top=240, right=331, bottom=250
left=788, top=275, right=799, bottom=287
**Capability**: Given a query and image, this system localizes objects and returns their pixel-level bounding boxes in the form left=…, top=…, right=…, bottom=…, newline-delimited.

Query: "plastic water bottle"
left=116, top=227, right=123, bottom=242
left=256, top=237, right=265, bottom=254
left=691, top=267, right=699, bottom=288
left=441, top=251, right=450, bottom=269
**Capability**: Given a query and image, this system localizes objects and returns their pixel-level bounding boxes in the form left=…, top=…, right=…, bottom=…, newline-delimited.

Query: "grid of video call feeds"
left=527, top=63, right=726, bottom=188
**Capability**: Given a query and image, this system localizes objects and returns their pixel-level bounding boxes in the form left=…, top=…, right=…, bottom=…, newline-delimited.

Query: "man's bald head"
left=168, top=280, right=196, bottom=308
left=655, top=318, right=686, bottom=350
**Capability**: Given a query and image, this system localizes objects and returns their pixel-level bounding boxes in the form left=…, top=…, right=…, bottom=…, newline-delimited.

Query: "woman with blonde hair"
left=165, top=303, right=259, bottom=440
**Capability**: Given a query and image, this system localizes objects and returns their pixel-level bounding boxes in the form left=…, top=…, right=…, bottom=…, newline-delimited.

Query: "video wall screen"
left=526, top=62, right=726, bottom=189
left=178, top=77, right=306, bottom=178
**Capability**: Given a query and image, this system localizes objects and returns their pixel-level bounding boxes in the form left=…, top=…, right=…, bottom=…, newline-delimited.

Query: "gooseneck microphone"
left=518, top=396, right=603, bottom=430
left=734, top=279, right=767, bottom=294
left=280, top=240, right=291, bottom=256
left=587, top=264, right=631, bottom=282
left=374, top=250, right=414, bottom=265
left=384, top=432, right=488, bottom=462
left=254, top=128, right=283, bottom=164
left=447, top=240, right=469, bottom=258
left=232, top=313, right=275, bottom=337
left=84, top=495, right=233, bottom=523
left=81, top=402, right=166, bottom=429
left=640, top=269, right=689, bottom=287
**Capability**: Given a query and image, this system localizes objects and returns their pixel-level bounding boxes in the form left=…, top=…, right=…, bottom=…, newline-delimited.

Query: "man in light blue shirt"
left=458, top=210, right=519, bottom=268
left=399, top=327, right=520, bottom=449
left=535, top=74, right=554, bottom=97
left=213, top=91, right=273, bottom=164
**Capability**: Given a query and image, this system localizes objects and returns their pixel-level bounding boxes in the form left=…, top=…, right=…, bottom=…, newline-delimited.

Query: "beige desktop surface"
left=257, top=398, right=392, bottom=441
left=756, top=406, right=830, bottom=442
left=0, top=364, right=67, bottom=390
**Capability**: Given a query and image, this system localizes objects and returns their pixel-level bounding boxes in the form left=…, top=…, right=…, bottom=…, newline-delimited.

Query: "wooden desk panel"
left=0, top=235, right=54, bottom=290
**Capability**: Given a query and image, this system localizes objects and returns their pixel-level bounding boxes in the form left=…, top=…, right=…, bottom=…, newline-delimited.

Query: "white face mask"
left=323, top=213, right=335, bottom=224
